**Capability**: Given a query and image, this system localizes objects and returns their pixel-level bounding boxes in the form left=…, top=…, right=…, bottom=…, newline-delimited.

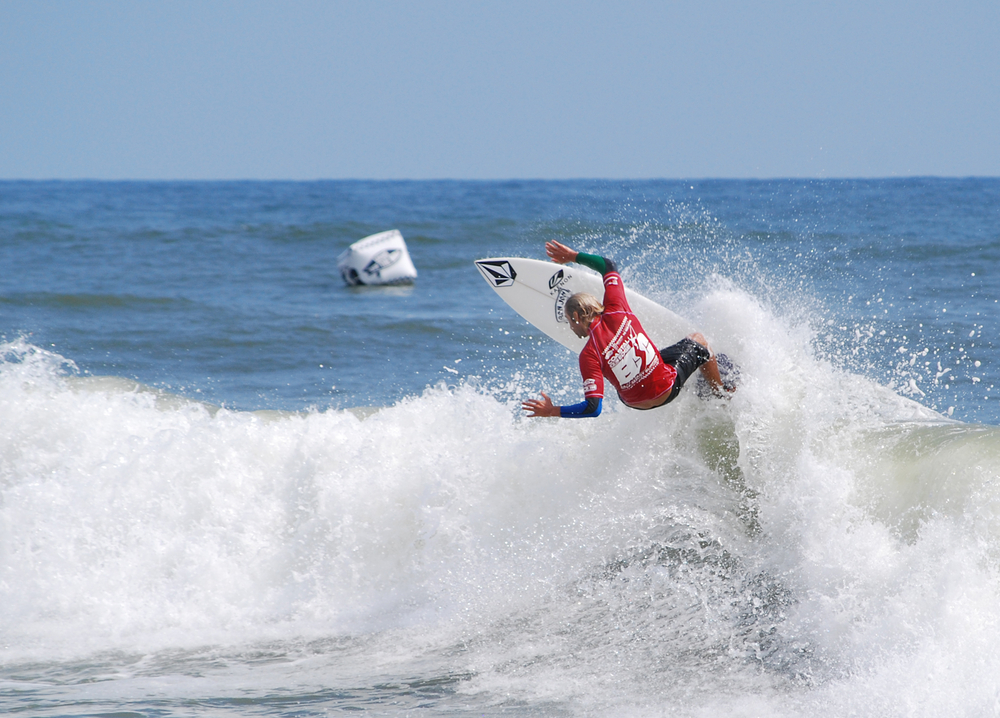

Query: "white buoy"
left=337, top=229, right=418, bottom=286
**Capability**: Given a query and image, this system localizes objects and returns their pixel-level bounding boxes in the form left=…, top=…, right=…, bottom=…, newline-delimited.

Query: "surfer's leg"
left=685, top=333, right=724, bottom=392
left=658, top=336, right=712, bottom=403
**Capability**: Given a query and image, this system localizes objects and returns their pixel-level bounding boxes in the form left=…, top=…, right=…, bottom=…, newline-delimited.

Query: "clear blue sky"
left=2, top=1, right=998, bottom=180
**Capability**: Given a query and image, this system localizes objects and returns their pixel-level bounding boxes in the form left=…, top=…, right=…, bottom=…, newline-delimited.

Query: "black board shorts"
left=659, top=337, right=711, bottom=405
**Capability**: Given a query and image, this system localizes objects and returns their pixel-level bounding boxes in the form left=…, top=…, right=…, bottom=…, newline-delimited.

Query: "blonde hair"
left=565, top=292, right=603, bottom=322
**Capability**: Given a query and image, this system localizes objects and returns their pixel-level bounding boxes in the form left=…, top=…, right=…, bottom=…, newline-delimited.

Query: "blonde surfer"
left=523, top=241, right=731, bottom=418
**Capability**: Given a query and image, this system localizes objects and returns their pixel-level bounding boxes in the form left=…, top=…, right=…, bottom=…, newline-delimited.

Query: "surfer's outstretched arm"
left=546, top=241, right=578, bottom=264
left=522, top=392, right=602, bottom=418
left=546, top=241, right=617, bottom=276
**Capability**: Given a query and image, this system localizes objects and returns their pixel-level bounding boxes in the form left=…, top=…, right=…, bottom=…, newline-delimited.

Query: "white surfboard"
left=474, top=257, right=694, bottom=353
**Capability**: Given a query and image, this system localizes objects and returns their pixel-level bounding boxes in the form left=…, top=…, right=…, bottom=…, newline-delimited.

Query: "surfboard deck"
left=474, top=256, right=694, bottom=353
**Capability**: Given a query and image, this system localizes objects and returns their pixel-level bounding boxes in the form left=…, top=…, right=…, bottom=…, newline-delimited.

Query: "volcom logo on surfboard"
left=475, top=260, right=517, bottom=288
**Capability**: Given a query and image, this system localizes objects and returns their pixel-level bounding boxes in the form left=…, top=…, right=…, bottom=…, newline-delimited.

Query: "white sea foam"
left=2, top=284, right=1000, bottom=717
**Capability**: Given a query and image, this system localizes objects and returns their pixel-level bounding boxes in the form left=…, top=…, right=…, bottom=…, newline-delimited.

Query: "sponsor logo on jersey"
left=475, top=260, right=518, bottom=288
left=603, top=316, right=633, bottom=360
left=601, top=316, right=659, bottom=390
left=583, top=378, right=598, bottom=394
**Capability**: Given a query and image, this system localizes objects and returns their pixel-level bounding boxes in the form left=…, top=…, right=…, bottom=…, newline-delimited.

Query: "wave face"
left=3, top=286, right=1000, bottom=716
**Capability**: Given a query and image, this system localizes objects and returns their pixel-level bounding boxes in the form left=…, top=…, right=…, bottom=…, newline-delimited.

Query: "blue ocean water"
left=2, top=179, right=997, bottom=420
left=1, top=179, right=999, bottom=717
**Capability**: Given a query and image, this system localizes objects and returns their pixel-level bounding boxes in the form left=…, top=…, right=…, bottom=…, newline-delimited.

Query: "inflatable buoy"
left=337, top=229, right=418, bottom=286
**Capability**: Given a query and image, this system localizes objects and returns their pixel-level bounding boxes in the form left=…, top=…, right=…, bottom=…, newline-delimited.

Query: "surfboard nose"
left=475, top=258, right=518, bottom=288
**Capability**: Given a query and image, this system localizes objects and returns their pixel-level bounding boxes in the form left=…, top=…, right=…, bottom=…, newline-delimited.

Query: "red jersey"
left=579, top=272, right=677, bottom=407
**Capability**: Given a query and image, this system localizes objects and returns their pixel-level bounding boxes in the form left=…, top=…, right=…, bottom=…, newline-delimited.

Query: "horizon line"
left=2, top=175, right=998, bottom=183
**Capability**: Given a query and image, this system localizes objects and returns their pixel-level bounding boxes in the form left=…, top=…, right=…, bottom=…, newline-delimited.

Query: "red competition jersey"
left=579, top=272, right=677, bottom=406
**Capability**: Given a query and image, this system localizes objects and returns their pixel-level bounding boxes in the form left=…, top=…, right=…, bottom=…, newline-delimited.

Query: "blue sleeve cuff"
left=559, top=397, right=602, bottom=418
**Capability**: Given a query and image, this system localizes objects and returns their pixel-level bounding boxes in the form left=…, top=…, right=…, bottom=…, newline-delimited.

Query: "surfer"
left=522, top=240, right=731, bottom=418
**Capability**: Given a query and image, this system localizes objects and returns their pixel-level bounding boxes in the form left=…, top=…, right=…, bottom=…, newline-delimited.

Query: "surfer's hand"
left=546, top=241, right=578, bottom=265
left=522, top=392, right=560, bottom=417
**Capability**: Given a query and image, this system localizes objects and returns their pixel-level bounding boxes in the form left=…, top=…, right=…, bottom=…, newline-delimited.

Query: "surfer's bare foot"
left=712, top=383, right=736, bottom=399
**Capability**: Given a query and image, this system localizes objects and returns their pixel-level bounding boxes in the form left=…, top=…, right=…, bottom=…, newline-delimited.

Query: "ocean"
left=1, top=178, right=999, bottom=716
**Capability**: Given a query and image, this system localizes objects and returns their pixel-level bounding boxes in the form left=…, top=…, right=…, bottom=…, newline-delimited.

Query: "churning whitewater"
left=4, top=284, right=1000, bottom=716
